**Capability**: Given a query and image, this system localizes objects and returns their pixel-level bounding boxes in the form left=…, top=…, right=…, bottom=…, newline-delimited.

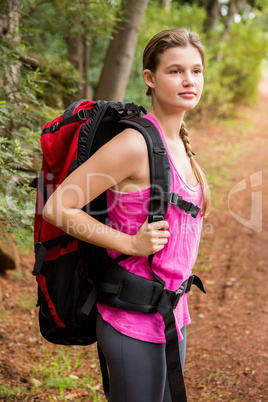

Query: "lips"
left=179, top=91, right=196, bottom=95
left=178, top=91, right=197, bottom=99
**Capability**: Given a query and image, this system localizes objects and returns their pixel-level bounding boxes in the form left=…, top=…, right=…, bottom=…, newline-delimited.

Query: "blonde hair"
left=143, top=28, right=210, bottom=216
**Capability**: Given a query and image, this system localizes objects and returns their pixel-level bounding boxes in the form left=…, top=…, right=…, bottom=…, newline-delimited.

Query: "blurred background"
left=0, top=1, right=267, bottom=401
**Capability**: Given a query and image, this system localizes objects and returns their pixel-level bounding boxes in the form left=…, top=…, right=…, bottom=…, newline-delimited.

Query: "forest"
left=0, top=0, right=267, bottom=245
left=0, top=0, right=268, bottom=401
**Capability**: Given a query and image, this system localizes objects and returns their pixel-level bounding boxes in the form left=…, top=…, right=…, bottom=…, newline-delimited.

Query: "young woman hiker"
left=43, top=28, right=210, bottom=402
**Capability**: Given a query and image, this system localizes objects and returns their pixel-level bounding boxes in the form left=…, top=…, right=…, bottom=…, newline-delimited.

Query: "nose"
left=183, top=72, right=194, bottom=86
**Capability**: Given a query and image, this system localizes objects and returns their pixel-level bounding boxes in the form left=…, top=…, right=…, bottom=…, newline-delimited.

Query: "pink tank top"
left=97, top=114, right=203, bottom=342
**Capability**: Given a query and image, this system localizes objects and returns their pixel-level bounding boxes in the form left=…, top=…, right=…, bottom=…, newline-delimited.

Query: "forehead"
left=158, top=45, right=203, bottom=68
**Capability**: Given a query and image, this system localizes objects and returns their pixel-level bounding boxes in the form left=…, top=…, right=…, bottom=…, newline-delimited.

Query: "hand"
left=130, top=219, right=170, bottom=256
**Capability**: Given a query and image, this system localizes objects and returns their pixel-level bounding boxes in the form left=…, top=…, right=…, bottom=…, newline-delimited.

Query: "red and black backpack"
left=32, top=99, right=204, bottom=402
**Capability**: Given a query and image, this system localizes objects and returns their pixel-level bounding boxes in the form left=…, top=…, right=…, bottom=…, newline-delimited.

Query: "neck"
left=147, top=103, right=185, bottom=141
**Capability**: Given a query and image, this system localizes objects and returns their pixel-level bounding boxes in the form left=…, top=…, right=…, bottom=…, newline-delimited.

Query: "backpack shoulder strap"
left=118, top=115, right=172, bottom=223
left=118, top=115, right=201, bottom=220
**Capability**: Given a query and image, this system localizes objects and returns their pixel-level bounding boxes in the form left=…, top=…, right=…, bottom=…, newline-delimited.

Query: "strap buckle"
left=185, top=274, right=194, bottom=293
left=165, top=274, right=195, bottom=309
left=51, top=121, right=59, bottom=133
left=34, top=242, right=42, bottom=254
left=169, top=192, right=182, bottom=206
left=186, top=203, right=201, bottom=218
left=77, top=108, right=89, bottom=120
left=165, top=286, right=184, bottom=310
left=152, top=215, right=164, bottom=222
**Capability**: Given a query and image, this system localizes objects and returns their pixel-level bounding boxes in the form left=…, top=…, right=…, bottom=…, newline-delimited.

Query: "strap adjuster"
left=187, top=204, right=200, bottom=218
left=77, top=108, right=89, bottom=120
left=165, top=287, right=184, bottom=310
left=152, top=215, right=164, bottom=222
left=34, top=242, right=42, bottom=254
left=51, top=122, right=59, bottom=133
left=169, top=192, right=182, bottom=206
left=165, top=274, right=196, bottom=310
left=185, top=274, right=194, bottom=293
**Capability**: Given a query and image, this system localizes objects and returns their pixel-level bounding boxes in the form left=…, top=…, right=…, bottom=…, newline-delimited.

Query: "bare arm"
left=43, top=129, right=169, bottom=256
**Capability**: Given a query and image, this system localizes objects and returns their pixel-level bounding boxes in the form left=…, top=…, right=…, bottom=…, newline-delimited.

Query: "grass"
left=17, top=292, right=36, bottom=311
left=24, top=343, right=104, bottom=401
left=0, top=385, right=22, bottom=399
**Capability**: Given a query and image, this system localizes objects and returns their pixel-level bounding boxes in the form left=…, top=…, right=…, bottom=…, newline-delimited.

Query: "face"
left=144, top=45, right=204, bottom=113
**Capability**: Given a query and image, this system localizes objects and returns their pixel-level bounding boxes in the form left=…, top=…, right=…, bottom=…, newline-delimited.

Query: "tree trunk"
left=95, top=0, right=149, bottom=101
left=0, top=0, right=21, bottom=98
left=64, top=33, right=92, bottom=106
left=204, top=0, right=220, bottom=31
left=0, top=0, right=20, bottom=138
left=159, top=0, right=172, bottom=11
left=221, top=0, right=243, bottom=40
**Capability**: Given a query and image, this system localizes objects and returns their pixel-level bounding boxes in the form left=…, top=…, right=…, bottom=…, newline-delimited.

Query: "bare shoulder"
left=76, top=126, right=149, bottom=181
left=112, top=128, right=148, bottom=159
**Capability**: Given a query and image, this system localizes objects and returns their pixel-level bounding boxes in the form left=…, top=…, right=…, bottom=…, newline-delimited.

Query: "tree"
left=204, top=0, right=221, bottom=31
left=64, top=33, right=91, bottom=105
left=95, top=0, right=149, bottom=101
left=159, top=0, right=172, bottom=11
left=0, top=0, right=21, bottom=108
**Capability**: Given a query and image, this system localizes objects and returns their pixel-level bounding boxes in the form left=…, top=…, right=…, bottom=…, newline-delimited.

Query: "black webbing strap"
left=32, top=243, right=49, bottom=277
left=158, top=289, right=186, bottom=401
left=80, top=284, right=98, bottom=315
left=36, top=171, right=48, bottom=203
left=118, top=116, right=171, bottom=224
left=41, top=108, right=93, bottom=135
left=67, top=159, right=79, bottom=176
left=165, top=192, right=201, bottom=218
left=32, top=234, right=72, bottom=276
left=118, top=116, right=171, bottom=286
left=157, top=275, right=205, bottom=402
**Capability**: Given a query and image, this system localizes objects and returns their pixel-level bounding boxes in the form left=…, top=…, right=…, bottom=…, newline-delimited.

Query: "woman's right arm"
left=42, top=129, right=170, bottom=256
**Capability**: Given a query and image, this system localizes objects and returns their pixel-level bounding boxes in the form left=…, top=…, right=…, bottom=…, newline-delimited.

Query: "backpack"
left=32, top=99, right=204, bottom=402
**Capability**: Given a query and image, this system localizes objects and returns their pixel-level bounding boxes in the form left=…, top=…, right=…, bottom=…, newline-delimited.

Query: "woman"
left=43, top=28, right=210, bottom=402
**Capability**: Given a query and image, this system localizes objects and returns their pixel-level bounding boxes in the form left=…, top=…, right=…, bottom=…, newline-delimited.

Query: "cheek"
left=197, top=77, right=204, bottom=95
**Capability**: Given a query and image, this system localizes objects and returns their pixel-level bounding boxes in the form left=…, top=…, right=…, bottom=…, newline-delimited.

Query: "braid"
left=179, top=121, right=192, bottom=158
left=179, top=121, right=211, bottom=217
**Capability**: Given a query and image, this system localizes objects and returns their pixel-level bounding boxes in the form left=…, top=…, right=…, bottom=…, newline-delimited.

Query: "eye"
left=194, top=69, right=202, bottom=74
left=170, top=69, right=181, bottom=74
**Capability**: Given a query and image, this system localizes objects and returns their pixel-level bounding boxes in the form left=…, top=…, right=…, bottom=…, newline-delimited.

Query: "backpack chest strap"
left=164, top=192, right=201, bottom=218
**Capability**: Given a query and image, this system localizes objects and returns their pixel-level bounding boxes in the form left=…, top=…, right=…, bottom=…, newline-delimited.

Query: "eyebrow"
left=166, top=63, right=203, bottom=69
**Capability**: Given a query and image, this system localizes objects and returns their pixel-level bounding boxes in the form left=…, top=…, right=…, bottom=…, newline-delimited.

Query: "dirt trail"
left=186, top=81, right=268, bottom=401
left=0, top=83, right=268, bottom=401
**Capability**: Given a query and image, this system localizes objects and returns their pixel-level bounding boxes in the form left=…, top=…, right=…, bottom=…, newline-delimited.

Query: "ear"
left=143, top=69, right=155, bottom=89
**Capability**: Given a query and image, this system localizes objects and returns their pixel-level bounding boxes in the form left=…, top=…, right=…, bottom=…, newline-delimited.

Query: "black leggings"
left=96, top=313, right=187, bottom=402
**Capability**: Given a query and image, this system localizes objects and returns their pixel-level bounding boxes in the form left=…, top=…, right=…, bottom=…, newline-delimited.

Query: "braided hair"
left=180, top=122, right=210, bottom=216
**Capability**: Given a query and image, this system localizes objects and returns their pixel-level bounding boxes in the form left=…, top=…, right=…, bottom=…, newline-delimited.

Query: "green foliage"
left=0, top=35, right=43, bottom=242
left=126, top=2, right=268, bottom=120
left=197, top=19, right=268, bottom=119
left=0, top=385, right=22, bottom=399
left=0, top=136, right=36, bottom=239
left=21, top=0, right=120, bottom=45
left=20, top=0, right=120, bottom=102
